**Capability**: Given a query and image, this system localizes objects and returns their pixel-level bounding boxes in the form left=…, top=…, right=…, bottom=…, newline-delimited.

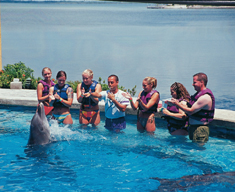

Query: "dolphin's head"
left=37, top=102, right=47, bottom=122
left=28, top=103, right=51, bottom=145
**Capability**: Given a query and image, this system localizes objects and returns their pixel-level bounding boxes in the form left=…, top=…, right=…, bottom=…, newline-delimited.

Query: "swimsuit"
left=138, top=117, right=148, bottom=128
left=52, top=113, right=70, bottom=123
left=80, top=110, right=99, bottom=121
left=105, top=117, right=126, bottom=131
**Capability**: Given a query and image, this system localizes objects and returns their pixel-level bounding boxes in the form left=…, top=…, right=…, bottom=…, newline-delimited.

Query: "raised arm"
left=89, top=84, right=102, bottom=104
left=167, top=95, right=211, bottom=115
left=162, top=101, right=187, bottom=120
left=77, top=83, right=83, bottom=103
left=37, top=83, right=50, bottom=102
left=63, top=87, right=74, bottom=107
left=139, top=92, right=159, bottom=111
left=108, top=92, right=127, bottom=112
left=122, top=92, right=139, bottom=110
left=49, top=87, right=55, bottom=106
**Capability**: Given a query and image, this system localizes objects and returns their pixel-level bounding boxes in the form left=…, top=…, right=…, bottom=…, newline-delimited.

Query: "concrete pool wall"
left=1, top=88, right=235, bottom=136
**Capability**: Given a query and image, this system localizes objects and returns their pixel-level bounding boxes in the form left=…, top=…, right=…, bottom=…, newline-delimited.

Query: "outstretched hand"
left=122, top=92, right=132, bottom=100
left=49, top=94, right=55, bottom=100
left=165, top=98, right=179, bottom=106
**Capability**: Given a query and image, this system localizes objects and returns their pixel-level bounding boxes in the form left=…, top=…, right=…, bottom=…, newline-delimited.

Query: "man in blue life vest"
left=167, top=73, right=215, bottom=143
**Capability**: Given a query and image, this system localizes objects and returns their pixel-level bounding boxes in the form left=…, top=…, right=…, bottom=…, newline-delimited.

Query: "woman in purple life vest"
left=160, top=82, right=190, bottom=135
left=37, top=67, right=55, bottom=116
left=122, top=77, right=160, bottom=133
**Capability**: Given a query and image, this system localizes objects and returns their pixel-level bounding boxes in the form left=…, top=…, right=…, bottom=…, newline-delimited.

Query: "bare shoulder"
left=198, top=94, right=212, bottom=104
left=77, top=83, right=82, bottom=89
left=68, top=87, right=73, bottom=93
left=37, top=82, right=43, bottom=89
left=96, top=83, right=102, bottom=92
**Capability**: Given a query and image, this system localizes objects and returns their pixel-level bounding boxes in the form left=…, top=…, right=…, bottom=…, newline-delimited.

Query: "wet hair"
left=108, top=74, right=119, bottom=82
left=41, top=67, right=52, bottom=76
left=82, top=69, right=93, bottom=78
left=143, top=77, right=157, bottom=89
left=193, top=72, right=208, bottom=86
left=56, top=71, right=67, bottom=79
left=171, top=82, right=190, bottom=102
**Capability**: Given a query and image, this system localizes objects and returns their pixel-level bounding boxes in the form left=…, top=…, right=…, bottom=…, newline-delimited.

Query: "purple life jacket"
left=139, top=90, right=159, bottom=113
left=166, top=98, right=188, bottom=131
left=38, top=80, right=55, bottom=97
left=188, top=88, right=215, bottom=123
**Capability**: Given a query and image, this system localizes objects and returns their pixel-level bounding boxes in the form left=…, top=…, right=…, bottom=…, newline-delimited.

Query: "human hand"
left=81, top=87, right=85, bottom=97
left=49, top=94, right=55, bottom=100
left=83, top=92, right=91, bottom=98
left=165, top=98, right=178, bottom=106
left=136, top=96, right=141, bottom=103
left=54, top=93, right=60, bottom=100
left=122, top=92, right=132, bottom=100
left=107, top=92, right=115, bottom=101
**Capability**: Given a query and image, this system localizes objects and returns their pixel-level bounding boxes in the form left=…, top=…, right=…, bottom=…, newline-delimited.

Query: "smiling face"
left=108, top=76, right=118, bottom=93
left=192, top=76, right=203, bottom=92
left=170, top=88, right=177, bottom=99
left=43, top=69, right=52, bottom=81
left=142, top=80, right=152, bottom=93
left=82, top=73, right=93, bottom=86
left=57, top=75, right=66, bottom=88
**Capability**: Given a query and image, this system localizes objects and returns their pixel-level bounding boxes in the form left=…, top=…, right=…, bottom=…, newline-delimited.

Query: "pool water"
left=1, top=106, right=235, bottom=191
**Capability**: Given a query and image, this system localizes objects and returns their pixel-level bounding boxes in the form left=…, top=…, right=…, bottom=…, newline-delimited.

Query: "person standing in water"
left=49, top=71, right=73, bottom=124
left=122, top=77, right=160, bottom=133
left=90, top=74, right=129, bottom=132
left=167, top=73, right=215, bottom=143
left=77, top=69, right=102, bottom=126
left=37, top=67, right=55, bottom=116
left=160, top=82, right=190, bottom=136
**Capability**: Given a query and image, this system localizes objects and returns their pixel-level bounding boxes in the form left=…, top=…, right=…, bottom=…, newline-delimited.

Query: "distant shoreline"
left=147, top=4, right=235, bottom=8
left=1, top=0, right=235, bottom=7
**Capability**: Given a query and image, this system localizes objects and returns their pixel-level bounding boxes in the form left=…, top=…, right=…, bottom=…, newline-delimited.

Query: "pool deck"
left=1, top=88, right=235, bottom=131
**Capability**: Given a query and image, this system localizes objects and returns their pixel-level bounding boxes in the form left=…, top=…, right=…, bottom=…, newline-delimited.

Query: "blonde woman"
left=37, top=67, right=55, bottom=116
left=77, top=69, right=102, bottom=126
left=122, top=77, right=160, bottom=133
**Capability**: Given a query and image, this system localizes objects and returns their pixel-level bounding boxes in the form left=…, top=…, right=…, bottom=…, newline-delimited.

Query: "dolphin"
left=151, top=171, right=235, bottom=191
left=27, top=102, right=51, bottom=145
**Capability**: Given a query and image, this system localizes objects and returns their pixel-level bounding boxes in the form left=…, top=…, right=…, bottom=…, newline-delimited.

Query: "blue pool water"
left=1, top=105, right=235, bottom=191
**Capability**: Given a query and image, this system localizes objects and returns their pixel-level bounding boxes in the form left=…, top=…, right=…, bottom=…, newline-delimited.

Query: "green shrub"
left=0, top=61, right=35, bottom=88
left=0, top=62, right=136, bottom=96
left=98, top=77, right=136, bottom=96
left=67, top=80, right=81, bottom=93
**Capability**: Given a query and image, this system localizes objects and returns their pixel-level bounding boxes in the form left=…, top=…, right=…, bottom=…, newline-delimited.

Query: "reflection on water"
left=1, top=2, right=235, bottom=111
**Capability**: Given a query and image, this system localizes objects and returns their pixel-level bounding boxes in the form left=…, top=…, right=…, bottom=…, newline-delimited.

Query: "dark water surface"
left=1, top=1, right=235, bottom=109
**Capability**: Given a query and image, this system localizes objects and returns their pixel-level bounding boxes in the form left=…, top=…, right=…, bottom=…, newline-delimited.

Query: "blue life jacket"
left=53, top=84, right=71, bottom=107
left=81, top=80, right=98, bottom=108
